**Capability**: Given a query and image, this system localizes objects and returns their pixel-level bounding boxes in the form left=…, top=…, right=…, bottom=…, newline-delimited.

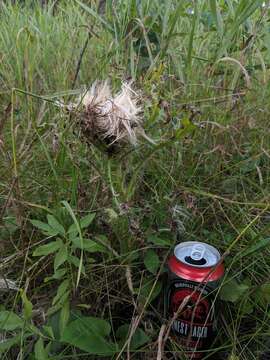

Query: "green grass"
left=1, top=0, right=270, bottom=359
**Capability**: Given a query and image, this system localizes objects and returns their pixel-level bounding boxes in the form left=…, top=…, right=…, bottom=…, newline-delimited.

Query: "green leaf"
left=174, top=118, right=196, bottom=139
left=80, top=213, right=95, bottom=228
left=68, top=213, right=96, bottom=236
left=52, top=279, right=70, bottom=306
left=45, top=268, right=67, bottom=282
left=68, top=255, right=80, bottom=267
left=0, top=311, right=23, bottom=331
left=116, top=325, right=149, bottom=350
left=260, top=283, right=270, bottom=300
left=241, top=299, right=254, bottom=315
left=61, top=201, right=84, bottom=288
left=71, top=237, right=106, bottom=253
left=47, top=304, right=63, bottom=318
left=220, top=279, right=249, bottom=302
left=28, top=323, right=41, bottom=336
left=21, top=290, right=33, bottom=320
left=62, top=202, right=82, bottom=238
left=61, top=316, right=117, bottom=355
left=54, top=245, right=68, bottom=272
left=68, top=255, right=86, bottom=274
left=3, top=216, right=18, bottom=235
left=42, top=325, right=54, bottom=339
left=33, top=239, right=63, bottom=257
left=30, top=220, right=57, bottom=237
left=144, top=249, right=160, bottom=274
left=256, top=283, right=270, bottom=306
left=147, top=234, right=171, bottom=246
left=67, top=223, right=78, bottom=236
left=34, top=337, right=48, bottom=360
left=59, top=301, right=70, bottom=338
left=47, top=215, right=65, bottom=235
left=0, top=334, right=22, bottom=353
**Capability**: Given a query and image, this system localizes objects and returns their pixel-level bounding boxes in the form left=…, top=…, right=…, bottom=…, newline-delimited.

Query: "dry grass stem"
left=0, top=277, right=18, bottom=291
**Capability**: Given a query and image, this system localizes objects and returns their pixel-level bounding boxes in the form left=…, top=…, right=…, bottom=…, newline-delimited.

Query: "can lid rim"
left=174, top=241, right=221, bottom=268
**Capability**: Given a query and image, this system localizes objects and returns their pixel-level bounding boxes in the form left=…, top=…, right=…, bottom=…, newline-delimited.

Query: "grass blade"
left=62, top=201, right=83, bottom=289
left=186, top=2, right=198, bottom=72
left=209, top=0, right=224, bottom=39
left=75, top=0, right=113, bottom=33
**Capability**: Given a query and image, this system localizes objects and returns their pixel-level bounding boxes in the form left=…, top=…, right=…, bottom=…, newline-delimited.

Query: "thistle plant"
left=71, top=80, right=148, bottom=153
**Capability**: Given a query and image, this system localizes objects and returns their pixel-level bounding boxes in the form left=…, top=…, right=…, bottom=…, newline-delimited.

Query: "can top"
left=174, top=241, right=220, bottom=268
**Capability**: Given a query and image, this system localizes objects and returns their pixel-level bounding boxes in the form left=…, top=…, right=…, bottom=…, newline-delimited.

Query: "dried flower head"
left=73, top=80, right=148, bottom=152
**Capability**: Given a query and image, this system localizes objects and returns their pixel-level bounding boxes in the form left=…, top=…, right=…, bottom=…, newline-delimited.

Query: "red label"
left=171, top=289, right=210, bottom=323
left=168, top=281, right=216, bottom=359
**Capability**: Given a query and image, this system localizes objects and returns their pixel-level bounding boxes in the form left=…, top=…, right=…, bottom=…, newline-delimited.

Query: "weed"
left=1, top=0, right=270, bottom=359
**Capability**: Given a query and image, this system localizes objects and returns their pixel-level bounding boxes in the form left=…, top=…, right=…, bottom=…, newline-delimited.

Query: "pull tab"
left=191, top=244, right=205, bottom=261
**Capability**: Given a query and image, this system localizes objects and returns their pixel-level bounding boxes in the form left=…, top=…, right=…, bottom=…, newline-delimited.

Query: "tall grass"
left=1, top=0, right=270, bottom=359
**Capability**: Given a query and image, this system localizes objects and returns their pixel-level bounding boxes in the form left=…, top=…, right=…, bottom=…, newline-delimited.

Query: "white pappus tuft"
left=73, top=80, right=152, bottom=150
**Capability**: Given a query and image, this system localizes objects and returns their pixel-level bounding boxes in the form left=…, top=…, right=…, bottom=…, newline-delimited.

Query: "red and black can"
left=165, top=241, right=224, bottom=359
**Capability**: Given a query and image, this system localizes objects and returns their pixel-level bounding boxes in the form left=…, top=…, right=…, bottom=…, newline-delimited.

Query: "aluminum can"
left=165, top=241, right=224, bottom=359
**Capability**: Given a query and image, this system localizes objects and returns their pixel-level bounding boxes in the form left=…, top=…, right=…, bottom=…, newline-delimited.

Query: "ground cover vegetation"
left=1, top=0, right=270, bottom=359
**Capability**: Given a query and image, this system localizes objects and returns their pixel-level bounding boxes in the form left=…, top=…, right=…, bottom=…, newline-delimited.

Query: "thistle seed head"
left=76, top=80, right=143, bottom=150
